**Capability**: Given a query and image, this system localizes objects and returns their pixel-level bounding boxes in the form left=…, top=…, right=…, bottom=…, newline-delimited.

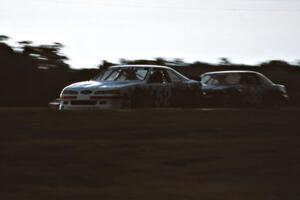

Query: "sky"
left=1, top=0, right=300, bottom=68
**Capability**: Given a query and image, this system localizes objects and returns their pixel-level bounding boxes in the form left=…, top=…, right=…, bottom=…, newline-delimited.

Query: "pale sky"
left=1, top=0, right=300, bottom=68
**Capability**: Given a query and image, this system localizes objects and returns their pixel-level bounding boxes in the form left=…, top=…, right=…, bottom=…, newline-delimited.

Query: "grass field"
left=1, top=108, right=300, bottom=200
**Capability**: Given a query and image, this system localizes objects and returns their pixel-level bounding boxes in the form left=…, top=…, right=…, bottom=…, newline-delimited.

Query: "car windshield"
left=93, top=67, right=149, bottom=82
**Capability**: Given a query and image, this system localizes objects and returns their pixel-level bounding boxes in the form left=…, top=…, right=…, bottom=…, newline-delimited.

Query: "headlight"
left=62, top=90, right=78, bottom=95
left=94, top=90, right=120, bottom=95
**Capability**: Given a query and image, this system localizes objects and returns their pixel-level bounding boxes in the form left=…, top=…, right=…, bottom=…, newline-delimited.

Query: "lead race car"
left=58, top=65, right=202, bottom=110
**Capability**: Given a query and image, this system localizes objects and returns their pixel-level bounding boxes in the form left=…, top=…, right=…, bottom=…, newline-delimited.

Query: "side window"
left=224, top=74, right=241, bottom=85
left=95, top=69, right=114, bottom=81
left=117, top=70, right=127, bottom=81
left=167, top=70, right=182, bottom=82
left=201, top=75, right=211, bottom=84
left=162, top=70, right=171, bottom=83
left=116, top=69, right=147, bottom=81
left=136, top=69, right=148, bottom=80
left=240, top=74, right=260, bottom=85
left=257, top=74, right=273, bottom=86
left=105, top=70, right=120, bottom=81
left=148, top=69, right=171, bottom=84
left=205, top=75, right=222, bottom=86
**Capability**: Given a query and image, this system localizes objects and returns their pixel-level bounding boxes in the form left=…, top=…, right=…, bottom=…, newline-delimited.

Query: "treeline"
left=1, top=35, right=300, bottom=106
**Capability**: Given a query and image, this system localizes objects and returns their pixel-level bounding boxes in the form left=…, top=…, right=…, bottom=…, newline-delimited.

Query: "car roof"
left=109, top=64, right=190, bottom=81
left=201, top=70, right=261, bottom=76
left=110, top=65, right=172, bottom=70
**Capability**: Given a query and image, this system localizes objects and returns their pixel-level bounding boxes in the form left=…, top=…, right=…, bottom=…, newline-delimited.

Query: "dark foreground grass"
left=1, top=108, right=300, bottom=200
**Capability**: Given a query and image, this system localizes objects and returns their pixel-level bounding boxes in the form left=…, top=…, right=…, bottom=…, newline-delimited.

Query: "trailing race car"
left=200, top=71, right=289, bottom=106
left=58, top=65, right=201, bottom=110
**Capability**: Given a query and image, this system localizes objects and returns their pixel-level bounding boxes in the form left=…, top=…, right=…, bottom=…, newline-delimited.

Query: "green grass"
left=1, top=108, right=300, bottom=200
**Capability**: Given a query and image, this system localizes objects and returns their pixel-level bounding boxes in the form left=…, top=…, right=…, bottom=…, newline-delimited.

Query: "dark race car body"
left=200, top=71, right=289, bottom=107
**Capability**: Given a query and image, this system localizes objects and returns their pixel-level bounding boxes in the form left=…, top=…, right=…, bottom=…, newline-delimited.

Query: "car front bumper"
left=58, top=98, right=129, bottom=110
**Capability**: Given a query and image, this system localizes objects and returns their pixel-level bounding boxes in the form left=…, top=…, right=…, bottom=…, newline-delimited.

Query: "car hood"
left=64, top=80, right=142, bottom=91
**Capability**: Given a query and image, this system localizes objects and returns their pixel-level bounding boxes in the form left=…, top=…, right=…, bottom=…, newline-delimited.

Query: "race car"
left=200, top=70, right=289, bottom=106
left=58, top=65, right=202, bottom=110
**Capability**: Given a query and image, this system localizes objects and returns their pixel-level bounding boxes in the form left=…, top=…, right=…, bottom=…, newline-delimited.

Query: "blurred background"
left=1, top=0, right=300, bottom=106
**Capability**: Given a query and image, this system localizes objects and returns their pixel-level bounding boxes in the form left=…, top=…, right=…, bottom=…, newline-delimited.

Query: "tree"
left=155, top=57, right=166, bottom=65
left=98, top=60, right=115, bottom=71
left=21, top=42, right=69, bottom=70
left=219, top=57, right=232, bottom=66
left=173, top=58, right=185, bottom=65
left=18, top=40, right=33, bottom=46
left=0, top=35, right=14, bottom=57
left=0, top=35, right=9, bottom=42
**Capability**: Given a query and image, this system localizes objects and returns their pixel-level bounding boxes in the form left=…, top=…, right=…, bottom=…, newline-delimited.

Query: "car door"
left=165, top=69, right=200, bottom=107
left=146, top=68, right=173, bottom=107
left=240, top=73, right=264, bottom=105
